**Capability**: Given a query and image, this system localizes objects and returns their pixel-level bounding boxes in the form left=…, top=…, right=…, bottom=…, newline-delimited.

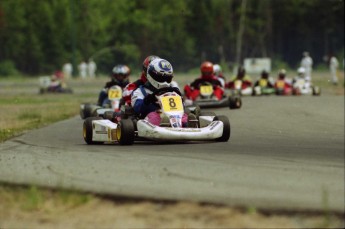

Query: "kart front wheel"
left=116, top=119, right=135, bottom=145
left=312, top=86, right=321, bottom=96
left=83, top=117, right=103, bottom=145
left=214, top=115, right=231, bottom=142
left=229, top=96, right=242, bottom=109
left=81, top=103, right=93, bottom=119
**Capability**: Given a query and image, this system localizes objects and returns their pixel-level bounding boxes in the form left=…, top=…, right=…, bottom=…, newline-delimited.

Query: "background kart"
left=83, top=88, right=231, bottom=145
left=80, top=85, right=123, bottom=119
left=187, top=82, right=242, bottom=109
left=292, top=78, right=321, bottom=96
left=252, top=79, right=275, bottom=96
left=38, top=76, right=73, bottom=94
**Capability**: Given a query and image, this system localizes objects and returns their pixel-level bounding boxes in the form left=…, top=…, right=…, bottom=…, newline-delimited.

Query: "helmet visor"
left=148, top=68, right=173, bottom=83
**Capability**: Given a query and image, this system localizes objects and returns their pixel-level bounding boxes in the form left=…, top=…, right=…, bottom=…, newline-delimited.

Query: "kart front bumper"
left=137, top=119, right=223, bottom=141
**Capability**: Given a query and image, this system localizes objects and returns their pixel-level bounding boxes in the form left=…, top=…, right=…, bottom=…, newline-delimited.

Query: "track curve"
left=0, top=95, right=344, bottom=212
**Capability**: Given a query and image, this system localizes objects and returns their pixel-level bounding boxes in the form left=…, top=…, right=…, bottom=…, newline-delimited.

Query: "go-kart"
left=252, top=79, right=275, bottom=96
left=186, top=82, right=241, bottom=109
left=80, top=85, right=123, bottom=119
left=228, top=79, right=253, bottom=97
left=274, top=79, right=292, bottom=95
left=38, top=76, right=73, bottom=94
left=292, top=78, right=321, bottom=96
left=83, top=87, right=231, bottom=145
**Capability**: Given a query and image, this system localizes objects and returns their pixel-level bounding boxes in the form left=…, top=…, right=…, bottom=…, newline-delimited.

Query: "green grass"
left=0, top=183, right=93, bottom=212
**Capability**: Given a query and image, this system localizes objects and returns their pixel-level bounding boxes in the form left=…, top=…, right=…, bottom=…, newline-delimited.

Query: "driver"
left=213, top=64, right=226, bottom=87
left=122, top=55, right=159, bottom=106
left=131, top=58, right=190, bottom=126
left=226, top=66, right=253, bottom=95
left=97, top=64, right=131, bottom=106
left=184, top=61, right=224, bottom=101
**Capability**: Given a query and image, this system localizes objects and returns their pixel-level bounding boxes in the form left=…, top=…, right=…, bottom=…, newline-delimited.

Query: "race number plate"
left=161, top=96, right=183, bottom=112
left=259, top=79, right=268, bottom=87
left=200, top=85, right=213, bottom=95
left=276, top=80, right=285, bottom=88
left=234, top=80, right=242, bottom=88
left=108, top=88, right=122, bottom=99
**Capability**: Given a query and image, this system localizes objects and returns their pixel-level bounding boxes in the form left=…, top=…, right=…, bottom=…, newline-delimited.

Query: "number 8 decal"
left=169, top=98, right=176, bottom=108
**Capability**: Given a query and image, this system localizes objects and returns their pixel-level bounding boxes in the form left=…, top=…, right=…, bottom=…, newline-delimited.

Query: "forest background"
left=0, top=0, right=343, bottom=76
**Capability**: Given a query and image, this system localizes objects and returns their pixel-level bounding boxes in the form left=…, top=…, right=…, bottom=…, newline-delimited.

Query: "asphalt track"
left=0, top=95, right=344, bottom=212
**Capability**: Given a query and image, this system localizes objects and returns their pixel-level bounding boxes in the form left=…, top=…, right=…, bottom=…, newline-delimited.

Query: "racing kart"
left=80, top=85, right=123, bottom=119
left=83, top=87, right=231, bottom=145
left=292, top=78, right=321, bottom=96
left=252, top=79, right=275, bottom=96
left=38, top=76, right=73, bottom=94
left=228, top=79, right=253, bottom=97
left=187, top=82, right=242, bottom=109
left=274, top=79, right=293, bottom=95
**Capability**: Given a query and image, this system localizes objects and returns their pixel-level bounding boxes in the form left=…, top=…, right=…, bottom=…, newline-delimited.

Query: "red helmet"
left=141, top=55, right=159, bottom=82
left=200, top=61, right=214, bottom=79
left=143, top=55, right=159, bottom=73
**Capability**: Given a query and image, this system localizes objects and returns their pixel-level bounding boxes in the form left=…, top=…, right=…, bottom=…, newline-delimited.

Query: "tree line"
left=0, top=0, right=343, bottom=76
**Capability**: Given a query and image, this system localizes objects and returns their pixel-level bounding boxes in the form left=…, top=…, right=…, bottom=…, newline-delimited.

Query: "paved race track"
left=0, top=95, right=344, bottom=212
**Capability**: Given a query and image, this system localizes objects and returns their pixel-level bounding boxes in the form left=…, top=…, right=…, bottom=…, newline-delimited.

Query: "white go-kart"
left=83, top=87, right=231, bottom=145
left=80, top=85, right=123, bottom=119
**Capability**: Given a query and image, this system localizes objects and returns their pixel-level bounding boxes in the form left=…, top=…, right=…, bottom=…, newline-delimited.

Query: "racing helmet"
left=147, top=58, right=173, bottom=89
left=237, top=66, right=246, bottom=79
left=261, top=70, right=269, bottom=79
left=112, top=64, right=131, bottom=82
left=278, top=69, right=286, bottom=79
left=143, top=55, right=159, bottom=73
left=297, top=67, right=306, bottom=76
left=200, top=61, right=214, bottom=79
left=213, top=64, right=222, bottom=76
left=141, top=55, right=159, bottom=82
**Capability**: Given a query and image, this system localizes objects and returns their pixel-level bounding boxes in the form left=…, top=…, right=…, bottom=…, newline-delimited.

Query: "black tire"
left=312, top=86, right=321, bottom=96
left=116, top=119, right=135, bottom=145
left=229, top=96, right=242, bottom=109
left=83, top=117, right=103, bottom=145
left=213, top=115, right=231, bottom=142
left=82, top=103, right=93, bottom=119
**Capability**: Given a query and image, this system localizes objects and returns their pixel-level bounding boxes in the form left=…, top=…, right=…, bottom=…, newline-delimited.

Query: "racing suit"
left=97, top=79, right=129, bottom=106
left=301, top=56, right=313, bottom=81
left=131, top=83, right=187, bottom=126
left=329, top=56, right=339, bottom=84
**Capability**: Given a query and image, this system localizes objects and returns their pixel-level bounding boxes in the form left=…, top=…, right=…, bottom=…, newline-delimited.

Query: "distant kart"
left=187, top=82, right=242, bottom=109
left=83, top=87, right=231, bottom=145
left=274, top=79, right=293, bottom=95
left=292, top=78, right=321, bottom=96
left=252, top=79, right=275, bottom=96
left=228, top=79, right=253, bottom=97
left=80, top=85, right=123, bottom=119
left=38, top=76, right=73, bottom=94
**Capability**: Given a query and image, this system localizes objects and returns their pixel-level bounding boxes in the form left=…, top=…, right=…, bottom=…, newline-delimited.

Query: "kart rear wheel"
left=83, top=117, right=104, bottom=145
left=229, top=96, right=242, bottom=109
left=116, top=119, right=135, bottom=145
left=214, top=115, right=231, bottom=142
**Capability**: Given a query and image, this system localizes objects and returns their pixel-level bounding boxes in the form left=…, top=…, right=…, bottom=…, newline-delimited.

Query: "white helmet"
left=297, top=67, right=306, bottom=75
left=213, top=64, right=222, bottom=76
left=147, top=58, right=173, bottom=89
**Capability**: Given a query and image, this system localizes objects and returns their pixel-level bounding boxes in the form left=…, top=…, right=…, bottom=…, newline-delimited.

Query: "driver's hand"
left=143, top=93, right=157, bottom=105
